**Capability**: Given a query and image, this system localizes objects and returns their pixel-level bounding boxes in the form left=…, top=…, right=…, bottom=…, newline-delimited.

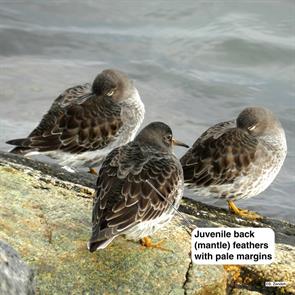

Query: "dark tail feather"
left=6, top=138, right=27, bottom=146
left=87, top=241, right=105, bottom=252
left=87, top=237, right=115, bottom=252
left=6, top=138, right=32, bottom=155
left=9, top=147, right=32, bottom=155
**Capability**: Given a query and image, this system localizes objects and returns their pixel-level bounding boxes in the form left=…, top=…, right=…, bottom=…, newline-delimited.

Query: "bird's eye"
left=248, top=124, right=257, bottom=131
left=166, top=134, right=172, bottom=141
left=106, top=89, right=115, bottom=96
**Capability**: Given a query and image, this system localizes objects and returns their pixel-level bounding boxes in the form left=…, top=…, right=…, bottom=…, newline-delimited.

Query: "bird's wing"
left=90, top=144, right=183, bottom=243
left=54, top=83, right=92, bottom=106
left=6, top=94, right=123, bottom=154
left=180, top=122, right=261, bottom=187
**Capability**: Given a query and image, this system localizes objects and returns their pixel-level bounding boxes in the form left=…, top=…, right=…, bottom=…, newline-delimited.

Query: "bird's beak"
left=172, top=138, right=189, bottom=148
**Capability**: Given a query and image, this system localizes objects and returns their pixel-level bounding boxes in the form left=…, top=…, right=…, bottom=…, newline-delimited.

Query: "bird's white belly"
left=44, top=147, right=113, bottom=168
left=125, top=213, right=173, bottom=240
left=239, top=152, right=286, bottom=199
left=188, top=149, right=286, bottom=201
left=43, top=134, right=133, bottom=168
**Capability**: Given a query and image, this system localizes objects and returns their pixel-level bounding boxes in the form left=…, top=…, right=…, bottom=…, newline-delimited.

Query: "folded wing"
left=181, top=121, right=260, bottom=187
left=89, top=144, right=182, bottom=249
left=7, top=85, right=123, bottom=154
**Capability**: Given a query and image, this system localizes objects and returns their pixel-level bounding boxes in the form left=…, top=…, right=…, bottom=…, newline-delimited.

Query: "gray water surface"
left=0, top=1, right=294, bottom=222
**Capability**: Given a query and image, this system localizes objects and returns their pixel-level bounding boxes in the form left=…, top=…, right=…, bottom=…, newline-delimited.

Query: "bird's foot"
left=237, top=209, right=262, bottom=221
left=227, top=201, right=263, bottom=221
left=89, top=167, right=98, bottom=175
left=140, top=237, right=171, bottom=252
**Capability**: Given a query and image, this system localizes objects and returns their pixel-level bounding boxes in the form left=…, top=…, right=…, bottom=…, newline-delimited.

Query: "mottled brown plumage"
left=88, top=122, right=187, bottom=251
left=9, top=94, right=122, bottom=154
left=181, top=107, right=287, bottom=206
left=7, top=69, right=145, bottom=167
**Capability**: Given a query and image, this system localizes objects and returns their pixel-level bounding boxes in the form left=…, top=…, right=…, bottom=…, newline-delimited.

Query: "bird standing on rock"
left=180, top=107, right=287, bottom=220
left=88, top=121, right=189, bottom=252
left=6, top=69, right=145, bottom=172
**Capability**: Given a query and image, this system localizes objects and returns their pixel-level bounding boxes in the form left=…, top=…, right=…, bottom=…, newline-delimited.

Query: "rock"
left=231, top=289, right=262, bottom=295
left=184, top=264, right=227, bottom=295
left=238, top=243, right=295, bottom=294
left=0, top=240, right=35, bottom=295
left=179, top=198, right=295, bottom=247
left=0, top=152, right=226, bottom=294
left=0, top=151, right=294, bottom=295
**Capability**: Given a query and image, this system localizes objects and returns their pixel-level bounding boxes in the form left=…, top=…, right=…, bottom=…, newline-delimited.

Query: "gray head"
left=135, top=122, right=189, bottom=152
left=92, top=69, right=134, bottom=101
left=236, top=107, right=283, bottom=137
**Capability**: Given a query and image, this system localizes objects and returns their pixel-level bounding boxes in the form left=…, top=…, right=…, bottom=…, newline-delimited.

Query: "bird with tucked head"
left=6, top=69, right=145, bottom=171
left=180, top=107, right=287, bottom=220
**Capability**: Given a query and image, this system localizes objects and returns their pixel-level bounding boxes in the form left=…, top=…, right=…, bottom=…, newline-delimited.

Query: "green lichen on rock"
left=184, top=264, right=227, bottom=295
left=1, top=153, right=295, bottom=295
left=239, top=243, right=295, bottom=294
left=0, top=163, right=227, bottom=295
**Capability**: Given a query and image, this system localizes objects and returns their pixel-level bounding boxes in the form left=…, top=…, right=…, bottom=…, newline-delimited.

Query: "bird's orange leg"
left=227, top=200, right=262, bottom=221
left=140, top=237, right=171, bottom=252
left=89, top=167, right=98, bottom=175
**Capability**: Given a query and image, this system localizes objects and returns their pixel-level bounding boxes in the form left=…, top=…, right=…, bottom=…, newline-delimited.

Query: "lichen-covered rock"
left=231, top=289, right=262, bottom=295
left=0, top=159, right=226, bottom=295
left=184, top=264, right=227, bottom=295
left=0, top=240, right=35, bottom=295
left=0, top=152, right=294, bottom=295
left=240, top=243, right=295, bottom=294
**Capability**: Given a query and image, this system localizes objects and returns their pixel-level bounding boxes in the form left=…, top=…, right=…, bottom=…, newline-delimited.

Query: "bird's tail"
left=87, top=237, right=115, bottom=252
left=6, top=138, right=32, bottom=155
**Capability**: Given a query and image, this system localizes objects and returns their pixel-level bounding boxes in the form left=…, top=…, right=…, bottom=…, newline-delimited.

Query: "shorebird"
left=88, top=121, right=189, bottom=251
left=6, top=69, right=145, bottom=172
left=180, top=107, right=287, bottom=220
